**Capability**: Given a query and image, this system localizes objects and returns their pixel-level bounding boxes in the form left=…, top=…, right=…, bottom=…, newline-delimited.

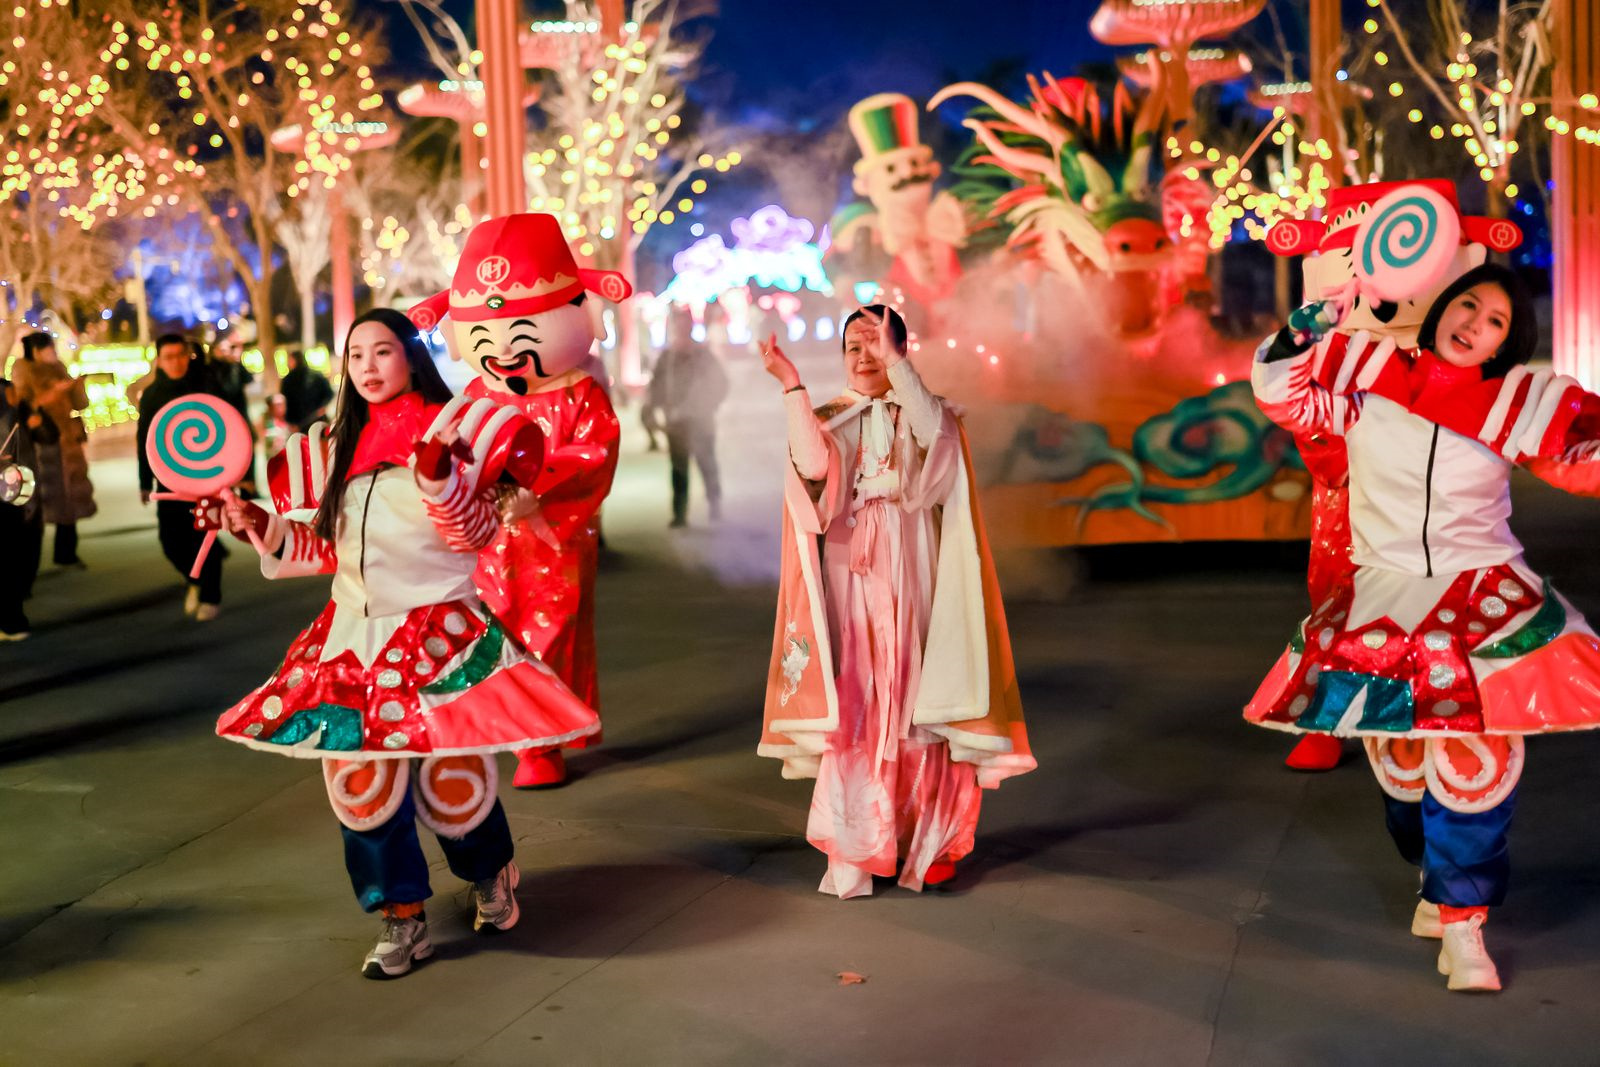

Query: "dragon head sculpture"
left=932, top=74, right=1174, bottom=335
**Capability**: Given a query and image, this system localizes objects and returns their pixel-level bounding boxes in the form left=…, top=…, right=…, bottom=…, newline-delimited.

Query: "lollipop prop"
left=145, top=395, right=260, bottom=577
left=1350, top=187, right=1462, bottom=305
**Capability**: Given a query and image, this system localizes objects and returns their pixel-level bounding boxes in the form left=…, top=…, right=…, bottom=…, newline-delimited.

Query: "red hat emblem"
left=1266, top=178, right=1521, bottom=257
left=407, top=213, right=634, bottom=330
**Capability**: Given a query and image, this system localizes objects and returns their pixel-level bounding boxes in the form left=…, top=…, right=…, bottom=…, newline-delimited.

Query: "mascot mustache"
left=482, top=350, right=548, bottom=395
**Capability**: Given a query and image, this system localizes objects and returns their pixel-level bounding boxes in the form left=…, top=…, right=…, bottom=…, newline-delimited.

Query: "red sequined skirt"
left=216, top=598, right=600, bottom=758
left=1246, top=558, right=1600, bottom=737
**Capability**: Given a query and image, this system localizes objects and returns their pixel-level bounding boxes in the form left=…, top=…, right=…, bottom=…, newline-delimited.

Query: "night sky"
left=378, top=1, right=1120, bottom=280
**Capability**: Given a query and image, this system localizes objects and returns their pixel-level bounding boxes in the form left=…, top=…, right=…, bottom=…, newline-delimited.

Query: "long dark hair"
left=312, top=308, right=454, bottom=540
left=1418, top=263, right=1537, bottom=380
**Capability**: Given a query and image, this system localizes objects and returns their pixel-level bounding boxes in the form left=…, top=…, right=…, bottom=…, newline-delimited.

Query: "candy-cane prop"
left=145, top=395, right=260, bottom=576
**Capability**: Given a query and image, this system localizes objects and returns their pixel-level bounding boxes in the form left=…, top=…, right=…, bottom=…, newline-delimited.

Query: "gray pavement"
left=5, top=362, right=1600, bottom=1066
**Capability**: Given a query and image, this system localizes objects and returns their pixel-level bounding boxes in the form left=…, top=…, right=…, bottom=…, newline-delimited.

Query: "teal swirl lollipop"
left=148, top=395, right=252, bottom=497
left=1353, top=186, right=1461, bottom=304
left=146, top=395, right=258, bottom=576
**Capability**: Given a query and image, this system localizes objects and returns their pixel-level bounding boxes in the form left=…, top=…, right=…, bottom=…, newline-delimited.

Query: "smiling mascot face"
left=448, top=301, right=597, bottom=396
left=407, top=212, right=632, bottom=396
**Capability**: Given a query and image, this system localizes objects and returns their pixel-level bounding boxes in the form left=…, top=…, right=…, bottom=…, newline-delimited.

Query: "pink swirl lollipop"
left=1353, top=186, right=1462, bottom=303
left=146, top=395, right=258, bottom=576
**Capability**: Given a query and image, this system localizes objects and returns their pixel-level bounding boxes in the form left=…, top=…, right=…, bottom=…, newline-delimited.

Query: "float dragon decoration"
left=931, top=74, right=1175, bottom=335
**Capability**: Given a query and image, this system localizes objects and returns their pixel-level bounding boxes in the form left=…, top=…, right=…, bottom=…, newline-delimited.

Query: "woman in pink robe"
left=759, top=306, right=1034, bottom=898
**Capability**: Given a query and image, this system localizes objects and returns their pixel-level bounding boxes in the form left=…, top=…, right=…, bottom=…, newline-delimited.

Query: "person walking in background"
left=199, top=338, right=259, bottom=497
left=280, top=347, right=335, bottom=433
left=136, top=334, right=225, bottom=621
left=11, top=332, right=96, bottom=567
left=0, top=375, right=59, bottom=640
left=643, top=310, right=728, bottom=527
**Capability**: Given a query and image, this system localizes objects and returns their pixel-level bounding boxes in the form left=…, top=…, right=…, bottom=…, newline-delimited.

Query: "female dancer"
left=218, top=308, right=597, bottom=978
left=1248, top=264, right=1600, bottom=991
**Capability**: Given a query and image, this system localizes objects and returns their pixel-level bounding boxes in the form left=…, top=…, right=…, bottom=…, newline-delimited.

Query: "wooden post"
left=1550, top=0, right=1600, bottom=385
left=1308, top=0, right=1342, bottom=193
left=477, top=0, right=527, bottom=219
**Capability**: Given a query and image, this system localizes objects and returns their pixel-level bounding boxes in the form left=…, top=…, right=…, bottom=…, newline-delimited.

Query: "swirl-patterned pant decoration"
left=327, top=754, right=514, bottom=912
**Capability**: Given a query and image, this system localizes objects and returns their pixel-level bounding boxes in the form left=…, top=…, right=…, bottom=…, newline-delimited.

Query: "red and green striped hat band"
left=850, top=94, right=920, bottom=157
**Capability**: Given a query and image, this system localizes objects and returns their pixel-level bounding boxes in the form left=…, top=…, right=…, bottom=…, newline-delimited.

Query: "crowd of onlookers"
left=0, top=331, right=336, bottom=639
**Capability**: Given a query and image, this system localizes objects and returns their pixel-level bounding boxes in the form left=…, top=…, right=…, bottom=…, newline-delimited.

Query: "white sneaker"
left=1437, top=913, right=1502, bottom=992
left=472, top=862, right=521, bottom=933
left=1412, top=899, right=1443, bottom=939
left=183, top=585, right=200, bottom=616
left=361, top=914, right=432, bottom=979
left=0, top=629, right=30, bottom=642
left=194, top=603, right=220, bottom=622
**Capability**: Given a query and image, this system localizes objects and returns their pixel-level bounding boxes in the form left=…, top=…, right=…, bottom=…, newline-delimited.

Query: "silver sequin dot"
left=285, top=667, right=305, bottom=688
left=1428, top=664, right=1457, bottom=689
left=415, top=660, right=433, bottom=677
left=444, top=613, right=468, bottom=635
left=1318, top=628, right=1335, bottom=650
left=304, top=644, right=321, bottom=659
left=1468, top=622, right=1487, bottom=634
left=385, top=648, right=404, bottom=664
left=1306, top=664, right=1322, bottom=684
left=534, top=610, right=551, bottom=628
left=1437, top=609, right=1457, bottom=624
left=1433, top=700, right=1461, bottom=717
left=425, top=636, right=450, bottom=658
left=1288, top=695, right=1311, bottom=716
left=377, top=669, right=402, bottom=689
left=1480, top=596, right=1508, bottom=619
left=1361, top=630, right=1387, bottom=650
left=1498, top=579, right=1526, bottom=601
left=378, top=701, right=406, bottom=722
left=1423, top=630, right=1452, bottom=652
left=261, top=696, right=283, bottom=720
left=1332, top=611, right=1348, bottom=624
left=243, top=723, right=264, bottom=737
left=382, top=731, right=409, bottom=750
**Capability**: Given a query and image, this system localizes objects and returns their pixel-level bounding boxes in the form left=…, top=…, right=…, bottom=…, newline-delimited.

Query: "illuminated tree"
left=61, top=0, right=388, bottom=383
left=1368, top=0, right=1554, bottom=215
left=345, top=149, right=467, bottom=304
left=273, top=178, right=333, bottom=352
left=0, top=5, right=145, bottom=354
left=521, top=0, right=738, bottom=376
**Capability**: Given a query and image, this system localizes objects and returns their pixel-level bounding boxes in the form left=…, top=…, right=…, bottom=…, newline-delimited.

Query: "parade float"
left=830, top=0, right=1310, bottom=549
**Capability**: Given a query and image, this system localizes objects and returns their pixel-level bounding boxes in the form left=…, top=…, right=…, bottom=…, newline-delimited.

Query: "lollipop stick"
left=220, top=486, right=266, bottom=554
left=150, top=491, right=186, bottom=501
left=189, top=529, right=218, bottom=580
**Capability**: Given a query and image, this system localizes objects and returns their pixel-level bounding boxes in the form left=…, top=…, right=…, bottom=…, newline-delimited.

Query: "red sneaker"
left=513, top=749, right=567, bottom=789
left=1284, top=734, right=1343, bottom=771
left=923, top=860, right=958, bottom=886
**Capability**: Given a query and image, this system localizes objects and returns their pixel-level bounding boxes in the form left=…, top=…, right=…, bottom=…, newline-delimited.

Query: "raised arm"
left=761, top=332, right=829, bottom=480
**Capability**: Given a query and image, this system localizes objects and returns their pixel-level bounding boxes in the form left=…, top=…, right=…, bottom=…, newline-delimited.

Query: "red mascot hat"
left=407, top=213, right=633, bottom=332
left=1265, top=179, right=1523, bottom=258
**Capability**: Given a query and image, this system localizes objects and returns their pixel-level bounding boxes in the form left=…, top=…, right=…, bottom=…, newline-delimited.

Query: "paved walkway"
left=5, top=360, right=1600, bottom=1065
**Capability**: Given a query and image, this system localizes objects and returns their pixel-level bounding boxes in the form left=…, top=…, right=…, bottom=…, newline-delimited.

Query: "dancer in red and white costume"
left=1247, top=262, right=1600, bottom=991
left=217, top=308, right=597, bottom=979
left=408, top=213, right=632, bottom=789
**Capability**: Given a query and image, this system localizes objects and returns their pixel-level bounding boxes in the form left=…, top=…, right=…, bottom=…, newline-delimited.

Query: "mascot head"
left=848, top=93, right=940, bottom=212
left=408, top=213, right=633, bottom=396
left=1266, top=179, right=1522, bottom=346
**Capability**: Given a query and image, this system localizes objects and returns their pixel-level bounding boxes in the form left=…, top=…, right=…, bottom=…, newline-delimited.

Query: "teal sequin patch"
left=1297, top=670, right=1415, bottom=733
left=1289, top=622, right=1307, bottom=655
left=1476, top=580, right=1565, bottom=659
left=421, top=620, right=506, bottom=695
left=264, top=704, right=365, bottom=751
